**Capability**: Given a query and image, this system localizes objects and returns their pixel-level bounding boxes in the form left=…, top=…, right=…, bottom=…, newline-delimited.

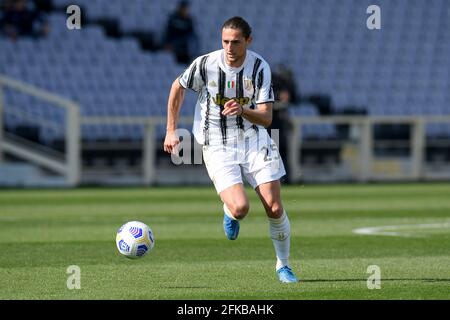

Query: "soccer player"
left=164, top=16, right=298, bottom=283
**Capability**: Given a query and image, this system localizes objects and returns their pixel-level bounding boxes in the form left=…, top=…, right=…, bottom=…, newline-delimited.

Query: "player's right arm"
left=164, top=56, right=203, bottom=154
left=163, top=79, right=185, bottom=154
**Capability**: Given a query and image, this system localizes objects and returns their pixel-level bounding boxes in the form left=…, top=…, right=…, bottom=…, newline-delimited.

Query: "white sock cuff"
left=268, top=210, right=288, bottom=224
left=276, top=258, right=289, bottom=271
left=223, top=203, right=238, bottom=220
left=269, top=210, right=290, bottom=240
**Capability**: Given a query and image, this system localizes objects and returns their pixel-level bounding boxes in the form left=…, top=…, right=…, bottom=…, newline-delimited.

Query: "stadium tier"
left=1, top=0, right=449, bottom=146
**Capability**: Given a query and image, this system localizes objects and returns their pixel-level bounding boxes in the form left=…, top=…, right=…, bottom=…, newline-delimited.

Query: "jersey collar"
left=219, top=50, right=249, bottom=74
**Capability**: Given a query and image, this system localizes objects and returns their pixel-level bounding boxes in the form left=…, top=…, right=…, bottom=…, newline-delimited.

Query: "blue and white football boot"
left=223, top=213, right=240, bottom=240
left=277, top=266, right=298, bottom=283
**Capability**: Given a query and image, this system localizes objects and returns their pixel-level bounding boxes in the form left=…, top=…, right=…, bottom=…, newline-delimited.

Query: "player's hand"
left=163, top=130, right=180, bottom=154
left=222, top=99, right=243, bottom=116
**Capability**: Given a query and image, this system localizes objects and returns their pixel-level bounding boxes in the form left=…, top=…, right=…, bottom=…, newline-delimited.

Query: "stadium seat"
left=1, top=0, right=449, bottom=143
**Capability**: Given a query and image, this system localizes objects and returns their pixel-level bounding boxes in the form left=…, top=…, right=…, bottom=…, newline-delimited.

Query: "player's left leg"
left=242, top=128, right=298, bottom=282
left=255, top=180, right=298, bottom=283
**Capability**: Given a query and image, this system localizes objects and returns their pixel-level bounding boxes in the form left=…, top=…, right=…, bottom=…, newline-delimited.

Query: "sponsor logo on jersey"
left=212, top=94, right=250, bottom=107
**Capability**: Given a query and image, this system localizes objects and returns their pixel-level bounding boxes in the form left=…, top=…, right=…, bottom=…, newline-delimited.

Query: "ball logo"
left=118, top=240, right=130, bottom=252
left=136, top=244, right=148, bottom=257
left=148, top=231, right=154, bottom=243
left=129, top=226, right=143, bottom=239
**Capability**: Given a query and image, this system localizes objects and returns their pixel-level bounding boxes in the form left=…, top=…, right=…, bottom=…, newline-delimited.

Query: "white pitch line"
left=353, top=222, right=450, bottom=237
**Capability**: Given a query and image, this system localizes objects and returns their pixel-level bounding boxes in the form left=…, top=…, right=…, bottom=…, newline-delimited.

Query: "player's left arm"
left=222, top=100, right=272, bottom=127
left=222, top=61, right=275, bottom=127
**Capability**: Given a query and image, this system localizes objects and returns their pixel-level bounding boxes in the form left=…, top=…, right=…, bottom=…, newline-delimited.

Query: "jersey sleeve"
left=255, top=62, right=275, bottom=104
left=178, top=57, right=204, bottom=93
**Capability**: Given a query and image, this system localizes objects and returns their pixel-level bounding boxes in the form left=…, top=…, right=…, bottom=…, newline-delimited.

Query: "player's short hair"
left=222, top=16, right=252, bottom=39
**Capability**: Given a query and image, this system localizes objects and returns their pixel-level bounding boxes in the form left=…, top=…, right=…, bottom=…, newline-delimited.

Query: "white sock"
left=223, top=203, right=238, bottom=220
left=268, top=210, right=291, bottom=271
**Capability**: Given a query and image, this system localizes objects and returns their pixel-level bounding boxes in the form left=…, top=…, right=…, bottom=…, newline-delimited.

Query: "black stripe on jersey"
left=250, top=102, right=259, bottom=133
left=250, top=58, right=262, bottom=132
left=269, top=81, right=274, bottom=100
left=199, top=55, right=208, bottom=84
left=252, top=58, right=262, bottom=89
left=199, top=55, right=210, bottom=145
left=235, top=69, right=244, bottom=130
left=204, top=91, right=211, bottom=145
left=256, top=68, right=264, bottom=101
left=187, top=63, right=197, bottom=90
left=218, top=67, right=227, bottom=144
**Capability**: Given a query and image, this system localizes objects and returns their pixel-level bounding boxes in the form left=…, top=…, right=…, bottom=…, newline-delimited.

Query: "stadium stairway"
left=0, top=162, right=67, bottom=187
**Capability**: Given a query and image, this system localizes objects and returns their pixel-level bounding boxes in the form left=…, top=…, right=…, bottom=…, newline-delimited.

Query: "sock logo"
left=274, top=232, right=288, bottom=241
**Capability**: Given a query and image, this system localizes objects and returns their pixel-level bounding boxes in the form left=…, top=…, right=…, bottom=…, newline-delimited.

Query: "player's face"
left=222, top=28, right=252, bottom=67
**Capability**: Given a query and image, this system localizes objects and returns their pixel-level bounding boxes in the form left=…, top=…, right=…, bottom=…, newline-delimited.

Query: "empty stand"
left=1, top=0, right=449, bottom=145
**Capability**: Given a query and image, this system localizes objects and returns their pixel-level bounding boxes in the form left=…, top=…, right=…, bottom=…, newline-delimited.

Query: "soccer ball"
left=116, top=221, right=154, bottom=259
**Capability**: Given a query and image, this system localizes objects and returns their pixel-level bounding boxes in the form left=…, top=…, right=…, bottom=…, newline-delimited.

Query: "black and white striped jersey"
left=178, top=49, right=274, bottom=145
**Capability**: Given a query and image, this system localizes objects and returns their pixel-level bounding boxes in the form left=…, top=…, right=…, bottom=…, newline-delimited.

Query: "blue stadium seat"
left=289, top=103, right=319, bottom=117
left=1, top=0, right=449, bottom=142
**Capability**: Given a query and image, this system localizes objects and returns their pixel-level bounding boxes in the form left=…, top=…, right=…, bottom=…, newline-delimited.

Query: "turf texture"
left=0, top=183, right=449, bottom=299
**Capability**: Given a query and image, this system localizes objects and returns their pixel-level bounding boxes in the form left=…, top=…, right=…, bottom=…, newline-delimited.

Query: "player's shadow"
left=301, top=278, right=450, bottom=283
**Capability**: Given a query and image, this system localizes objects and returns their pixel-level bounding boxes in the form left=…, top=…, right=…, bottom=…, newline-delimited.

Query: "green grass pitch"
left=0, top=183, right=449, bottom=299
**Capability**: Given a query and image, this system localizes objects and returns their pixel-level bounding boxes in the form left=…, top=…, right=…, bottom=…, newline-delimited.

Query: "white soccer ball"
left=116, top=221, right=154, bottom=259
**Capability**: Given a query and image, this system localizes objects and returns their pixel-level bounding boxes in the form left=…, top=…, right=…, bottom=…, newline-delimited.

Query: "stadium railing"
left=289, top=115, right=450, bottom=183
left=78, top=115, right=450, bottom=185
left=1, top=74, right=450, bottom=186
left=0, top=75, right=81, bottom=186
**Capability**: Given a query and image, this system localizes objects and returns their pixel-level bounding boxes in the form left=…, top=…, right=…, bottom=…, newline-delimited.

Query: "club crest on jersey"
left=212, top=94, right=250, bottom=107
left=244, top=79, right=253, bottom=91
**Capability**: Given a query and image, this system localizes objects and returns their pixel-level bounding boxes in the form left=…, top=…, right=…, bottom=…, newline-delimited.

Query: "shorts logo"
left=212, top=94, right=250, bottom=107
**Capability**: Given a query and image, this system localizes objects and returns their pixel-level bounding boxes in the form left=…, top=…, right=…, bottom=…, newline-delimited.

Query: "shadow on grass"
left=301, top=278, right=450, bottom=283
left=162, top=286, right=212, bottom=289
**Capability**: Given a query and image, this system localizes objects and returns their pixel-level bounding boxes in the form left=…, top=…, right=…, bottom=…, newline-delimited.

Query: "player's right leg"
left=202, top=145, right=249, bottom=240
left=220, top=183, right=249, bottom=240
left=220, top=183, right=249, bottom=220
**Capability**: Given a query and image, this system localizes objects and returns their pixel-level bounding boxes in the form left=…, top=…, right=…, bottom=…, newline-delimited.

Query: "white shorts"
left=202, top=128, right=286, bottom=194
